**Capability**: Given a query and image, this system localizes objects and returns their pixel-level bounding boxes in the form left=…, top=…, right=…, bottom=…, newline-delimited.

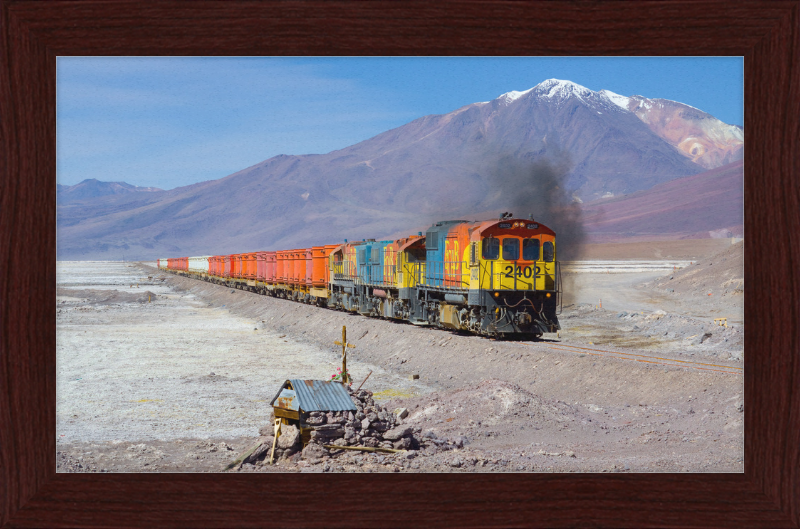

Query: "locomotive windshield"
left=502, top=238, right=519, bottom=260
left=483, top=237, right=500, bottom=259
left=523, top=238, right=540, bottom=260
left=482, top=237, right=500, bottom=259
left=543, top=241, right=555, bottom=262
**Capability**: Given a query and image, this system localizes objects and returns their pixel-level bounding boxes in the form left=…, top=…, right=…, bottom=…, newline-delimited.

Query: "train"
left=159, top=213, right=562, bottom=338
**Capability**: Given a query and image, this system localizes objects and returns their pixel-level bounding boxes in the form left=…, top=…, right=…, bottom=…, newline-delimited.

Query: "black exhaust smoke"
left=484, top=154, right=586, bottom=260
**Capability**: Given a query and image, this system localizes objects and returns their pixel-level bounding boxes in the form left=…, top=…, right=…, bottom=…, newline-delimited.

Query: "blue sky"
left=57, top=57, right=743, bottom=190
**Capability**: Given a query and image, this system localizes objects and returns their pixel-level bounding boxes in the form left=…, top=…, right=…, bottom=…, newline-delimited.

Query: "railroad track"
left=520, top=341, right=743, bottom=375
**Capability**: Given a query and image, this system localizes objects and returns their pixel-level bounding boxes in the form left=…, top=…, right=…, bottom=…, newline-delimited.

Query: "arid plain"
left=57, top=238, right=743, bottom=473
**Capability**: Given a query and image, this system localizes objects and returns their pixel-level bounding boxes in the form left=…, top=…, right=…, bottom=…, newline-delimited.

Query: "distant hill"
left=58, top=179, right=163, bottom=204
left=56, top=79, right=745, bottom=260
left=581, top=160, right=743, bottom=242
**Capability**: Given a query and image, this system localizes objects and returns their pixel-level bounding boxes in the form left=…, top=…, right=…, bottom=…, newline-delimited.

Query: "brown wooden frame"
left=2, top=1, right=798, bottom=527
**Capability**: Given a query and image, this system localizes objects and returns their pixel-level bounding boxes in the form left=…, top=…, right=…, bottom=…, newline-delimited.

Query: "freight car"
left=159, top=213, right=561, bottom=338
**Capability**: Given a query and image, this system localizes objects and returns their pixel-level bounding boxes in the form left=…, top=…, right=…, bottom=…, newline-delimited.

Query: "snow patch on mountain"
left=497, top=87, right=534, bottom=105
left=599, top=89, right=631, bottom=110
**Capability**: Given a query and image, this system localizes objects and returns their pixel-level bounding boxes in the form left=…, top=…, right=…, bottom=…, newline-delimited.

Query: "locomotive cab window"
left=482, top=237, right=500, bottom=260
left=502, top=238, right=519, bottom=260
left=523, top=238, right=540, bottom=261
left=543, top=241, right=555, bottom=262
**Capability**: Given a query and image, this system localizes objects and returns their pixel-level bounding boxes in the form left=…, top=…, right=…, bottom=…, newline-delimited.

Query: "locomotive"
left=160, top=213, right=561, bottom=338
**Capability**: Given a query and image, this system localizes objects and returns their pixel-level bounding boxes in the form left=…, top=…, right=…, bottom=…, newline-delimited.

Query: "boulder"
left=278, top=445, right=300, bottom=460
left=383, top=425, right=413, bottom=441
left=243, top=440, right=271, bottom=465
left=693, top=332, right=713, bottom=345
left=393, top=437, right=412, bottom=450
left=301, top=442, right=329, bottom=461
left=326, top=412, right=345, bottom=424
left=277, top=425, right=300, bottom=449
left=310, top=428, right=345, bottom=440
left=313, top=423, right=345, bottom=431
left=372, top=421, right=390, bottom=432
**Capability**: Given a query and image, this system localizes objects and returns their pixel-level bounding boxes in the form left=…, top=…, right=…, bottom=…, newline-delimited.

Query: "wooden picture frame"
left=2, top=1, right=798, bottom=526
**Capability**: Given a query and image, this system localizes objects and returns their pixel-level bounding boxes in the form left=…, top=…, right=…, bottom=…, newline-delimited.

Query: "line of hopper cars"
left=159, top=214, right=562, bottom=338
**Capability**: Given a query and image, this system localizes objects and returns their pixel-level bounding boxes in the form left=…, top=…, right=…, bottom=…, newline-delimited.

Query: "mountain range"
left=56, top=79, right=744, bottom=260
left=57, top=179, right=162, bottom=204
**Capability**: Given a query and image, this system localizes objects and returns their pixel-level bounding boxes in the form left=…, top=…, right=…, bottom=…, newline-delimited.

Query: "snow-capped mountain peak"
left=534, top=78, right=594, bottom=100
left=486, top=78, right=742, bottom=170
left=495, top=78, right=612, bottom=108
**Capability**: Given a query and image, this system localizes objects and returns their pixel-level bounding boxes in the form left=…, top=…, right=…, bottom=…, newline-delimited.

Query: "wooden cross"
left=334, top=325, right=355, bottom=384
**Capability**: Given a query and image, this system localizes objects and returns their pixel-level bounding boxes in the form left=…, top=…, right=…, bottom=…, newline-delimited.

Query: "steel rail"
left=518, top=341, right=743, bottom=375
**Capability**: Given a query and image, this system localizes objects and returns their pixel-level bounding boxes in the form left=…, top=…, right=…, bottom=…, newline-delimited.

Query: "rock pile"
left=252, top=388, right=421, bottom=465
left=306, top=388, right=418, bottom=451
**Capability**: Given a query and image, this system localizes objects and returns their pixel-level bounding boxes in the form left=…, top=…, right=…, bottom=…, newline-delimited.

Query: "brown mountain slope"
left=581, top=160, right=743, bottom=242
left=599, top=90, right=743, bottom=169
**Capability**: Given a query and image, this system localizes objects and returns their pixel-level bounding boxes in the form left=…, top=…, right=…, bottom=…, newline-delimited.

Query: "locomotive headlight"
left=494, top=292, right=499, bottom=297
left=546, top=293, right=551, bottom=298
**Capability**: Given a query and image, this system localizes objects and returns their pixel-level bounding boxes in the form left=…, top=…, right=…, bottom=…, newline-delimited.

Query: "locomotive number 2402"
left=503, top=265, right=541, bottom=279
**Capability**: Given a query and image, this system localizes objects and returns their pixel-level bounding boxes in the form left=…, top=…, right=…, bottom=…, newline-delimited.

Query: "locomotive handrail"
left=356, top=263, right=397, bottom=287
left=332, top=260, right=357, bottom=281
left=556, top=260, right=562, bottom=314
left=423, top=260, right=469, bottom=289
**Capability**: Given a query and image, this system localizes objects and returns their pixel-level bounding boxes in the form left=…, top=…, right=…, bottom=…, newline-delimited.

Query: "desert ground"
left=56, top=238, right=744, bottom=473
